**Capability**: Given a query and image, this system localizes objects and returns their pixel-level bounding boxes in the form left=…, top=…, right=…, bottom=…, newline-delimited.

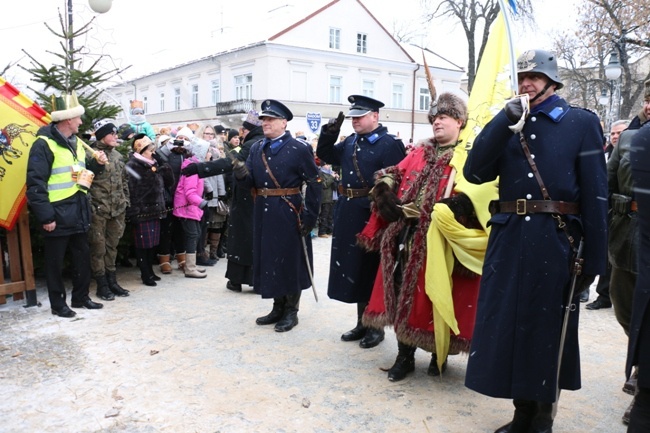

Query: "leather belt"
left=338, top=185, right=370, bottom=198
left=631, top=201, right=638, bottom=212
left=490, top=199, right=580, bottom=215
left=255, top=187, right=301, bottom=197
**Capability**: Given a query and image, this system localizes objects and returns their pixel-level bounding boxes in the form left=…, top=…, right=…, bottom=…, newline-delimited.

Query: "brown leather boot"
left=175, top=252, right=186, bottom=270
left=158, top=254, right=172, bottom=274
left=208, top=232, right=221, bottom=260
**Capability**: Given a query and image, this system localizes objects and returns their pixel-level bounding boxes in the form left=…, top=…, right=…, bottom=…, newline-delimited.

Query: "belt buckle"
left=516, top=199, right=526, bottom=215
left=346, top=188, right=354, bottom=198
left=260, top=189, right=268, bottom=198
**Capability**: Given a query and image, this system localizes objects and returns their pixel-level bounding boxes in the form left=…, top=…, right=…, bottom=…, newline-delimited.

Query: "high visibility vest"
left=41, top=136, right=88, bottom=203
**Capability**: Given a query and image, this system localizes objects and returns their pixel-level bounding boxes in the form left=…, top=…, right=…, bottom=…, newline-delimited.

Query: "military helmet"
left=516, top=49, right=564, bottom=90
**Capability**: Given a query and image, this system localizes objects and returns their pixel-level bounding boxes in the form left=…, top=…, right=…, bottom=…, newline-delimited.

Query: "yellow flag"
left=425, top=12, right=513, bottom=372
left=0, top=77, right=51, bottom=230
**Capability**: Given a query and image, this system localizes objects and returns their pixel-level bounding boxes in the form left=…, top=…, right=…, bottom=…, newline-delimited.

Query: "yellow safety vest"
left=41, top=136, right=88, bottom=202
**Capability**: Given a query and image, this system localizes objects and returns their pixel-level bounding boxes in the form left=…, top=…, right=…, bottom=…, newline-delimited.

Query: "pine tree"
left=19, top=7, right=127, bottom=134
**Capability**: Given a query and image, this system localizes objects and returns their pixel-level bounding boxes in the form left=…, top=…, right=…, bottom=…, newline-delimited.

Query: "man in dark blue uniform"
left=463, top=50, right=608, bottom=433
left=235, top=100, right=321, bottom=332
left=317, top=95, right=405, bottom=348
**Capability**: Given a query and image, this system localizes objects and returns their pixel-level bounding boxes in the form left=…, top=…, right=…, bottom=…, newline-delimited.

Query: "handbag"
left=215, top=200, right=229, bottom=216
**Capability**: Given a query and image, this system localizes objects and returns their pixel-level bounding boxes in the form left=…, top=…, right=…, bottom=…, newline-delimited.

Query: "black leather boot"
left=387, top=341, right=416, bottom=382
left=106, top=270, right=130, bottom=296
left=360, top=327, right=385, bottom=348
left=256, top=298, right=286, bottom=325
left=494, top=399, right=538, bottom=433
left=136, top=248, right=156, bottom=286
left=95, top=274, right=115, bottom=301
left=275, top=292, right=301, bottom=332
left=427, top=353, right=448, bottom=377
left=528, top=402, right=554, bottom=433
left=341, top=302, right=367, bottom=341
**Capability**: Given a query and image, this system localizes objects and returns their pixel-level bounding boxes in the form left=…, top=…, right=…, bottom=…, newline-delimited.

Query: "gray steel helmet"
left=517, top=49, right=564, bottom=90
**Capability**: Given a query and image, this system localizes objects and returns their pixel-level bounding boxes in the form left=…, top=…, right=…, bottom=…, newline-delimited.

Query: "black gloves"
left=504, top=98, right=524, bottom=124
left=300, top=215, right=317, bottom=237
left=181, top=163, right=199, bottom=176
left=322, top=111, right=345, bottom=136
left=372, top=182, right=402, bottom=222
left=233, top=160, right=249, bottom=180
left=204, top=191, right=214, bottom=201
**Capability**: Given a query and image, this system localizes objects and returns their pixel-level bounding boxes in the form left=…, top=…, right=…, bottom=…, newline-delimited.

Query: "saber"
left=556, top=239, right=584, bottom=399
left=301, top=235, right=318, bottom=302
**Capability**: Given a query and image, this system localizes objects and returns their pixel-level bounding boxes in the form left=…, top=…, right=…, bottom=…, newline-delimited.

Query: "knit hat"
left=242, top=110, right=263, bottom=131
left=176, top=126, right=194, bottom=140
left=228, top=129, right=240, bottom=142
left=428, top=92, right=468, bottom=129
left=133, top=134, right=154, bottom=154
left=93, top=119, right=117, bottom=141
left=156, top=134, right=171, bottom=147
left=118, top=124, right=135, bottom=141
left=214, top=125, right=227, bottom=135
left=191, top=139, right=210, bottom=161
left=50, top=91, right=85, bottom=122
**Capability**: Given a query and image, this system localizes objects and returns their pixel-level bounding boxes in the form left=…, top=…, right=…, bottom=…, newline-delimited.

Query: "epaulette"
left=295, top=137, right=311, bottom=147
left=570, top=105, right=600, bottom=117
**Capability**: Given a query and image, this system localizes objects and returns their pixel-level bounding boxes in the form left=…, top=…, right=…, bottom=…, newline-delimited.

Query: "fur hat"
left=242, top=110, right=262, bottom=130
left=93, top=119, right=117, bottom=141
left=428, top=92, right=468, bottom=129
left=176, top=126, right=194, bottom=140
left=51, top=91, right=85, bottom=122
left=133, top=134, right=154, bottom=154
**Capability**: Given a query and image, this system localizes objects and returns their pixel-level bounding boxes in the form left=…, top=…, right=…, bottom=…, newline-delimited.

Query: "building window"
left=356, top=33, right=367, bottom=54
left=142, top=96, right=148, bottom=114
left=174, top=88, right=181, bottom=111
left=211, top=80, right=220, bottom=104
left=419, top=87, right=431, bottom=111
left=159, top=92, right=165, bottom=112
left=362, top=80, right=375, bottom=97
left=234, top=73, right=253, bottom=100
left=329, top=28, right=340, bottom=49
left=329, top=76, right=342, bottom=103
left=191, top=84, right=199, bottom=108
left=392, top=83, right=404, bottom=109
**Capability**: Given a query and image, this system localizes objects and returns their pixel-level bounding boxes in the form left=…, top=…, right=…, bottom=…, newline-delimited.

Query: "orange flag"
left=0, top=77, right=51, bottom=230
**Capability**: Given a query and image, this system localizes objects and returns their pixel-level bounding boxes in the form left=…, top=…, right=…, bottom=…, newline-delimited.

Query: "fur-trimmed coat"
left=358, top=139, right=481, bottom=353
left=125, top=155, right=173, bottom=223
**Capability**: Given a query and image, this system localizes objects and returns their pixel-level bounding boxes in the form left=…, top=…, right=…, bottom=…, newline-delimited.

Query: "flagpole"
left=496, top=0, right=518, bottom=96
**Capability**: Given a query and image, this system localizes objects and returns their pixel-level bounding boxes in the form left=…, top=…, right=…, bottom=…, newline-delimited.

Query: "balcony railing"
left=215, top=99, right=256, bottom=115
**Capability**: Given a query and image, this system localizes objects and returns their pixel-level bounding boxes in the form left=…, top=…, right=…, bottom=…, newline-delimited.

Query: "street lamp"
left=601, top=52, right=623, bottom=133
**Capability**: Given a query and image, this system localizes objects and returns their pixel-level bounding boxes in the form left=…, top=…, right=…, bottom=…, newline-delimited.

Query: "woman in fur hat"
left=358, top=92, right=487, bottom=382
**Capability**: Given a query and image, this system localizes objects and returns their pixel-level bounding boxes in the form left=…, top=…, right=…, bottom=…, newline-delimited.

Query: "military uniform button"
left=528, top=173, right=533, bottom=178
left=526, top=194, right=532, bottom=199
left=525, top=216, right=531, bottom=221
left=530, top=134, right=536, bottom=140
left=531, top=116, right=537, bottom=122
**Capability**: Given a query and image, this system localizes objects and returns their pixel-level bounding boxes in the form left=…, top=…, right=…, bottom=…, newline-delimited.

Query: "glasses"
left=204, top=132, right=216, bottom=136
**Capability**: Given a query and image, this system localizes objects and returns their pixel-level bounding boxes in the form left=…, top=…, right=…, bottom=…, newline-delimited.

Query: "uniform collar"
left=263, top=131, right=291, bottom=155
left=530, top=95, right=569, bottom=122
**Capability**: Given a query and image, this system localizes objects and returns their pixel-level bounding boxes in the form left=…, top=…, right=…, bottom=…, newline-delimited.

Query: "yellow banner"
left=0, top=77, right=51, bottom=230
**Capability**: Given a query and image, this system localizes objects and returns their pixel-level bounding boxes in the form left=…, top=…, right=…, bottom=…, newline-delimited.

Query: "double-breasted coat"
left=317, top=124, right=405, bottom=303
left=463, top=95, right=608, bottom=403
left=237, top=131, right=321, bottom=299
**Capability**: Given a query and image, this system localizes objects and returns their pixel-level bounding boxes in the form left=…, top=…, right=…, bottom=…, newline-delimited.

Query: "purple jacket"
left=173, top=157, right=204, bottom=221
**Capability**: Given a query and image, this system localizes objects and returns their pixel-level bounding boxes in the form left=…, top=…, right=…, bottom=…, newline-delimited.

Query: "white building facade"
left=105, top=0, right=465, bottom=142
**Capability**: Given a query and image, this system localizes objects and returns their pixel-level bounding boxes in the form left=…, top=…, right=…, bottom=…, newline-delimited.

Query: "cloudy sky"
left=2, top=0, right=578, bottom=92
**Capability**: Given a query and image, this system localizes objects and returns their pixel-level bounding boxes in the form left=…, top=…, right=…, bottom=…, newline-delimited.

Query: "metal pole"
left=66, top=0, right=74, bottom=91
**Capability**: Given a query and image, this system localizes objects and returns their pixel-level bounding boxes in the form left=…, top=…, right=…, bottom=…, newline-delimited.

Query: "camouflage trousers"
left=88, top=212, right=126, bottom=276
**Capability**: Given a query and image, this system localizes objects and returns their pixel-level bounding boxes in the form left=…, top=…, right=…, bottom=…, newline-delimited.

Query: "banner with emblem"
left=0, top=77, right=51, bottom=230
left=306, top=112, right=321, bottom=134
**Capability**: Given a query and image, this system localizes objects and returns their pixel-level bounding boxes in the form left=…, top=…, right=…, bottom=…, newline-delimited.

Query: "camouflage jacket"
left=88, top=142, right=130, bottom=218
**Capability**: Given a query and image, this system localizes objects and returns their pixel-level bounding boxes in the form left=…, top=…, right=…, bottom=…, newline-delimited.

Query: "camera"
left=173, top=139, right=184, bottom=146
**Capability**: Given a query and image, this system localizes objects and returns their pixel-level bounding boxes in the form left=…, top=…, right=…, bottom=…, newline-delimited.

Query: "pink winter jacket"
left=173, top=157, right=205, bottom=221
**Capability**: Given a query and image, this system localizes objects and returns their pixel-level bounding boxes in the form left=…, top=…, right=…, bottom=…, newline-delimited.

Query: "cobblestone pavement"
left=0, top=237, right=630, bottom=432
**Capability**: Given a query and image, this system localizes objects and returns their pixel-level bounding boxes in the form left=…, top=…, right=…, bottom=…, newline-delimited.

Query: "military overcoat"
left=238, top=131, right=321, bottom=299
left=463, top=96, right=608, bottom=403
left=317, top=124, right=405, bottom=303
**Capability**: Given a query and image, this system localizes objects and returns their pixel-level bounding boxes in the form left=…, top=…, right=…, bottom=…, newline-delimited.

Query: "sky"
left=1, top=0, right=579, bottom=94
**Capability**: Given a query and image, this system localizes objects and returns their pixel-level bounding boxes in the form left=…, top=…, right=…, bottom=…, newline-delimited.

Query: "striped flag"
left=0, top=77, right=51, bottom=230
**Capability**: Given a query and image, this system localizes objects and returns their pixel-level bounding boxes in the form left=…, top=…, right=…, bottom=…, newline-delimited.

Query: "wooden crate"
left=0, top=208, right=36, bottom=305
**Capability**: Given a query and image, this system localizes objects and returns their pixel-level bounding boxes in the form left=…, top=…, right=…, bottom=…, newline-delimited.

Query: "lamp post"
left=603, top=52, right=623, bottom=132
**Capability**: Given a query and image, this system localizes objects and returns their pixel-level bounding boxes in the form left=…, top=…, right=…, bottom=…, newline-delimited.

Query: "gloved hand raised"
left=372, top=182, right=402, bottom=222
left=504, top=95, right=529, bottom=133
left=181, top=163, right=199, bottom=176
left=322, top=111, right=345, bottom=136
left=204, top=190, right=214, bottom=201
left=233, top=160, right=249, bottom=180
